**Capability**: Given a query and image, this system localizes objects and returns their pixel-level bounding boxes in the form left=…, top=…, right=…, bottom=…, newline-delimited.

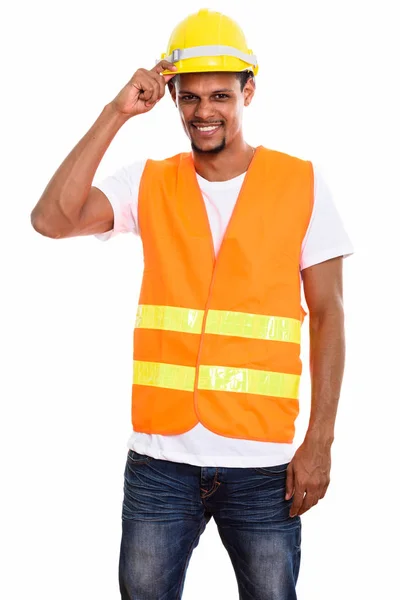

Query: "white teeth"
left=196, top=125, right=220, bottom=131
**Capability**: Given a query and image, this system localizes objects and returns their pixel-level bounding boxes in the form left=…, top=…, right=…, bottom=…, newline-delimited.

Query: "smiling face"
left=169, top=72, right=255, bottom=155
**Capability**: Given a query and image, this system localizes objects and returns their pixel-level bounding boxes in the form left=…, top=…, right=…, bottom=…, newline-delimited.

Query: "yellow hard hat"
left=159, top=9, right=258, bottom=77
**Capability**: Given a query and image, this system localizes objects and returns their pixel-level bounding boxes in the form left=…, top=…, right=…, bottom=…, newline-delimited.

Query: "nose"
left=193, top=98, right=215, bottom=121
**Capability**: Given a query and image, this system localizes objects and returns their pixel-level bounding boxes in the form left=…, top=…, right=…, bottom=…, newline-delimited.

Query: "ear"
left=243, top=77, right=256, bottom=107
left=168, top=78, right=177, bottom=105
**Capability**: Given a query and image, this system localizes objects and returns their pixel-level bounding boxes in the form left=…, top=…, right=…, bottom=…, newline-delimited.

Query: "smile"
left=191, top=123, right=222, bottom=136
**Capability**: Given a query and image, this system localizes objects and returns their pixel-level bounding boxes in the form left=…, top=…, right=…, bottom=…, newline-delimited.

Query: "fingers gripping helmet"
left=159, top=9, right=258, bottom=77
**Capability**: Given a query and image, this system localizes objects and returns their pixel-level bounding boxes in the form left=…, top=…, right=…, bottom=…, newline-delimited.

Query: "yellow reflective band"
left=133, top=361, right=299, bottom=399
left=135, top=305, right=204, bottom=334
left=205, top=310, right=301, bottom=344
left=198, top=366, right=300, bottom=399
left=136, top=305, right=301, bottom=343
left=133, top=360, right=196, bottom=391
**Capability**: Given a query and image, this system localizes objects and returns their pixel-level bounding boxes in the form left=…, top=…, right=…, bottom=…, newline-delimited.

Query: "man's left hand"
left=285, top=436, right=332, bottom=517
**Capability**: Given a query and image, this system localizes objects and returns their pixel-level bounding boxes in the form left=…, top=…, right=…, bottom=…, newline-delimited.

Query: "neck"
left=192, top=137, right=256, bottom=182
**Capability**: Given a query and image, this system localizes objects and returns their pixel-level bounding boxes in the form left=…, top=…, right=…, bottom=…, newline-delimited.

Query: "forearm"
left=305, top=305, right=346, bottom=444
left=31, top=102, right=130, bottom=236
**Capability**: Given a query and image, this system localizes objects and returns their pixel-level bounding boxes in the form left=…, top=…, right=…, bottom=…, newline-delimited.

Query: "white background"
left=2, top=0, right=399, bottom=598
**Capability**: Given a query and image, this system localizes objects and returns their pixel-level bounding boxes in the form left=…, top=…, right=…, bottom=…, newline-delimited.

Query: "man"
left=31, top=8, right=354, bottom=600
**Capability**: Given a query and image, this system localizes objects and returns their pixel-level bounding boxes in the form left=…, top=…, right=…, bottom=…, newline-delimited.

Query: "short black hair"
left=170, top=71, right=255, bottom=92
left=235, top=70, right=255, bottom=92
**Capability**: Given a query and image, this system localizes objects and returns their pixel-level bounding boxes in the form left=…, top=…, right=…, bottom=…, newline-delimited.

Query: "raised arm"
left=30, top=61, right=177, bottom=239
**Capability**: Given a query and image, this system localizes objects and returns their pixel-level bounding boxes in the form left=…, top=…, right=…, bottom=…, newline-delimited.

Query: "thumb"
left=163, top=73, right=177, bottom=84
left=285, top=463, right=294, bottom=500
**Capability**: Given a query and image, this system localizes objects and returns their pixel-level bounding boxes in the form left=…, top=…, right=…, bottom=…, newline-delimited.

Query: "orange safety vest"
left=131, top=146, right=314, bottom=443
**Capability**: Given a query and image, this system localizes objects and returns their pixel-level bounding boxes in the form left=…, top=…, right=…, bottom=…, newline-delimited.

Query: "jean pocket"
left=251, top=463, right=289, bottom=476
left=127, top=449, right=153, bottom=465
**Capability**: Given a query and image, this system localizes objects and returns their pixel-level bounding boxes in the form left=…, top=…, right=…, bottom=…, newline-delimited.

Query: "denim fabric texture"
left=119, top=449, right=301, bottom=600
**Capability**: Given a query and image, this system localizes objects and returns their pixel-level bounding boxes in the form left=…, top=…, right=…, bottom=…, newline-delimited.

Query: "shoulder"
left=140, top=152, right=191, bottom=189
left=144, top=151, right=190, bottom=172
left=258, top=146, right=313, bottom=182
left=121, top=159, right=148, bottom=184
left=106, top=155, right=187, bottom=190
left=310, top=163, right=335, bottom=207
left=260, top=146, right=312, bottom=166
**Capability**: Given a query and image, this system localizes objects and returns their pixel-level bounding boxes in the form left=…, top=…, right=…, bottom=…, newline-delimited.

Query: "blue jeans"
left=119, top=449, right=301, bottom=600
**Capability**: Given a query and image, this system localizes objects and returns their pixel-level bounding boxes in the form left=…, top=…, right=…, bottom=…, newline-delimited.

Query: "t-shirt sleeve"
left=92, top=159, right=147, bottom=241
left=300, top=164, right=354, bottom=270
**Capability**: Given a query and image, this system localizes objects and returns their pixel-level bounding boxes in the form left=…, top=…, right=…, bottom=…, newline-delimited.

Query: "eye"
left=214, top=94, right=229, bottom=99
left=181, top=95, right=197, bottom=101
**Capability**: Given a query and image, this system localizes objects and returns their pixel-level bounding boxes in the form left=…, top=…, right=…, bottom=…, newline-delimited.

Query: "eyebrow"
left=178, top=88, right=234, bottom=95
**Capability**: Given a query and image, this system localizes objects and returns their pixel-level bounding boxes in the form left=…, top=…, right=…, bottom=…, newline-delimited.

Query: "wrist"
left=305, top=426, right=335, bottom=446
left=104, top=101, right=132, bottom=125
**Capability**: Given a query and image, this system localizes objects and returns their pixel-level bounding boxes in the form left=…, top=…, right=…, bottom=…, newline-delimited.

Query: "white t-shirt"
left=93, top=157, right=354, bottom=467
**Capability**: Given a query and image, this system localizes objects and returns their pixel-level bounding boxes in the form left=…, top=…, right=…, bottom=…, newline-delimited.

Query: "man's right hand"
left=111, top=60, right=178, bottom=118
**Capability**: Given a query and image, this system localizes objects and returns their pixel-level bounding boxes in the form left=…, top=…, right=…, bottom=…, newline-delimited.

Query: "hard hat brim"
left=161, top=61, right=258, bottom=77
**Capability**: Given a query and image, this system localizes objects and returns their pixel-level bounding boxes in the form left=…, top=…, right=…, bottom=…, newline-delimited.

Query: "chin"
left=191, top=138, right=227, bottom=155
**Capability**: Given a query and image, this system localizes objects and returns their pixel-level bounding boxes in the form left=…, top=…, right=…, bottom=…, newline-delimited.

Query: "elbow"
left=30, top=211, right=61, bottom=239
left=309, top=301, right=345, bottom=330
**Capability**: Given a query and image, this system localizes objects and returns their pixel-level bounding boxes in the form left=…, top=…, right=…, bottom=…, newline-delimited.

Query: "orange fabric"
left=132, top=146, right=314, bottom=443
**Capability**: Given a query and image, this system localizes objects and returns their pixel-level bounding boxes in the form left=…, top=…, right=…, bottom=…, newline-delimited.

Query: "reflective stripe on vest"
left=135, top=304, right=301, bottom=343
left=133, top=360, right=300, bottom=399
